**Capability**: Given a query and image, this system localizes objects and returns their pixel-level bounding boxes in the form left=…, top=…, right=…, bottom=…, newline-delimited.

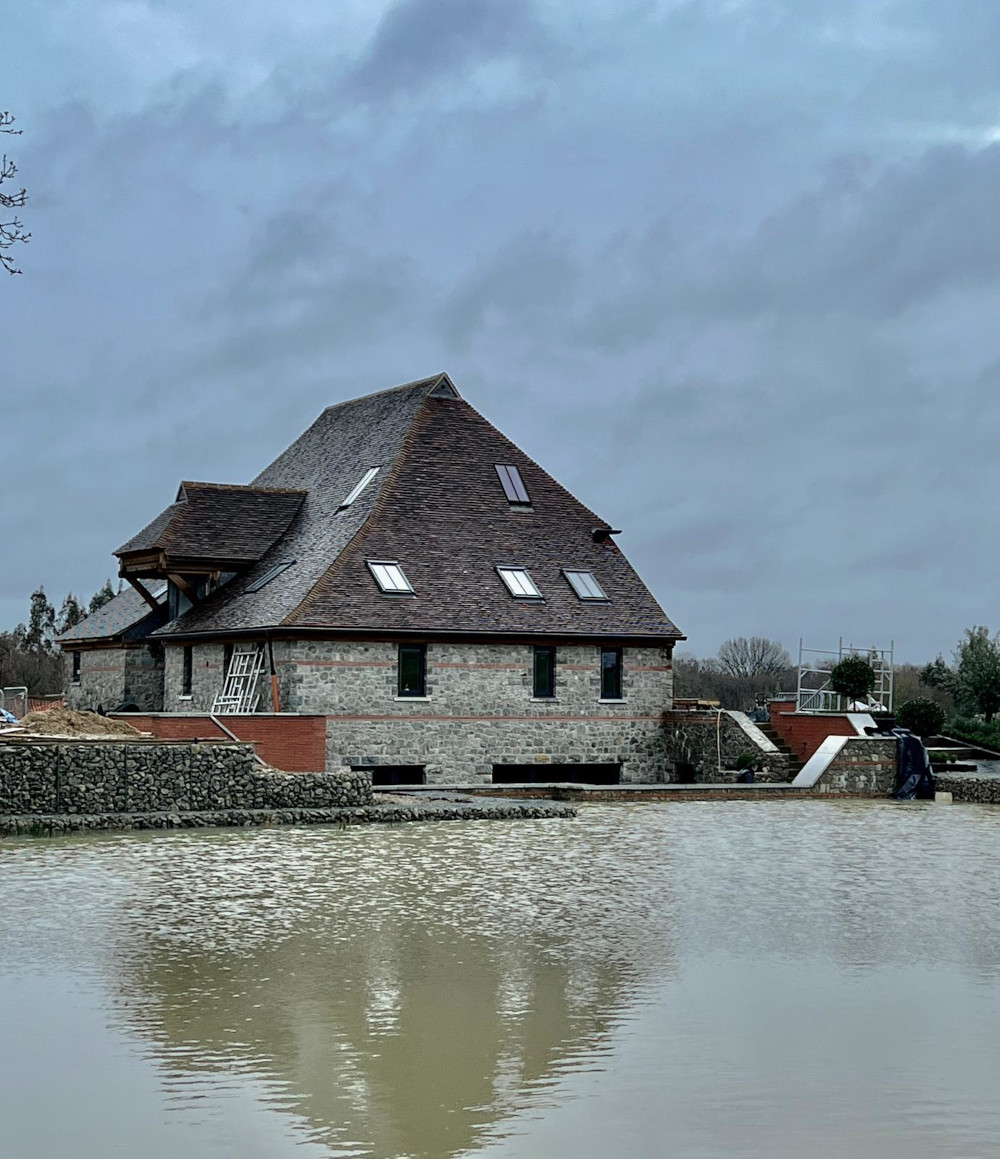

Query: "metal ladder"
left=212, top=644, right=264, bottom=714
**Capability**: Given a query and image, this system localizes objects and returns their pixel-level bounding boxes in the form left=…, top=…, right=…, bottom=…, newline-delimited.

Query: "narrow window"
left=600, top=647, right=623, bottom=700
left=495, top=464, right=531, bottom=505
left=245, top=560, right=295, bottom=593
left=497, top=566, right=542, bottom=599
left=398, top=644, right=426, bottom=697
left=340, top=467, right=380, bottom=509
left=71, top=651, right=81, bottom=683
left=533, top=646, right=556, bottom=698
left=368, top=560, right=414, bottom=594
left=182, top=646, right=193, bottom=696
left=564, top=570, right=608, bottom=601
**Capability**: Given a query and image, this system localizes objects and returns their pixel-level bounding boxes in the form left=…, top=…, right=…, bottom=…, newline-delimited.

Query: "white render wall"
left=160, top=638, right=674, bottom=782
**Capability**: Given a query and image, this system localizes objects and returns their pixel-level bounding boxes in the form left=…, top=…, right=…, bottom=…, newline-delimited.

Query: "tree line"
left=0, top=583, right=116, bottom=694
left=675, top=628, right=1000, bottom=724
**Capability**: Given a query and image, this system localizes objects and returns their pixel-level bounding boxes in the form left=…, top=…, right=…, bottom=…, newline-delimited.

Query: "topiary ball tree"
left=829, top=655, right=877, bottom=707
left=895, top=697, right=946, bottom=737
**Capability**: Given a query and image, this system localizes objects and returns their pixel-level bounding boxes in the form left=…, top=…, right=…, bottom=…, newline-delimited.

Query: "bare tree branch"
left=717, top=636, right=792, bottom=678
left=0, top=112, right=29, bottom=275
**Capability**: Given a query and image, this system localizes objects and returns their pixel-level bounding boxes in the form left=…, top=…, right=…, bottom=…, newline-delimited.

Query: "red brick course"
left=768, top=701, right=857, bottom=760
left=119, top=714, right=327, bottom=773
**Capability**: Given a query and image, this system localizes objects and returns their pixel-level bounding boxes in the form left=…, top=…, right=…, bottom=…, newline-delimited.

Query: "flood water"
left=3, top=802, right=1000, bottom=1158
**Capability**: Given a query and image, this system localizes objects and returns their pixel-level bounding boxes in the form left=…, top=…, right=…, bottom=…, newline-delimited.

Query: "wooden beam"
left=127, top=577, right=165, bottom=618
left=168, top=573, right=201, bottom=604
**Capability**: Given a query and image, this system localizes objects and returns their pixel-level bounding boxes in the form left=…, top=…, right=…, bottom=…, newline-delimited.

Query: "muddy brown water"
left=2, top=801, right=1000, bottom=1158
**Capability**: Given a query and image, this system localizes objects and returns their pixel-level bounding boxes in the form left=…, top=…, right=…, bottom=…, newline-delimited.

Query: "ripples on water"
left=2, top=802, right=1000, bottom=1158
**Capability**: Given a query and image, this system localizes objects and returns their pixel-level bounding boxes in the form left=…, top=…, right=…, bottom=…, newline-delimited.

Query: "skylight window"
left=339, top=467, right=380, bottom=509
left=368, top=560, right=413, bottom=594
left=497, top=567, right=542, bottom=599
left=564, top=570, right=608, bottom=601
left=245, top=560, right=295, bottom=593
left=495, top=464, right=531, bottom=505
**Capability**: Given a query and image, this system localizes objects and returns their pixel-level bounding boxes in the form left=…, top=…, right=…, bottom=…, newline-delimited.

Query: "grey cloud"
left=345, top=0, right=546, bottom=100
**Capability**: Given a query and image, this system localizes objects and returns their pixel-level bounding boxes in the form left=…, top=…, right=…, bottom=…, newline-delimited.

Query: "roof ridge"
left=180, top=480, right=307, bottom=495
left=280, top=390, right=436, bottom=625
left=319, top=372, right=455, bottom=415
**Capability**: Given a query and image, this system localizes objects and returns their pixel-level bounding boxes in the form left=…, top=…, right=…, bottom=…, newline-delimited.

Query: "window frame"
left=533, top=645, right=556, bottom=699
left=245, top=560, right=295, bottom=594
left=339, top=466, right=380, bottom=509
left=397, top=643, right=427, bottom=698
left=495, top=464, right=531, bottom=505
left=367, top=560, right=414, bottom=595
left=71, top=650, right=81, bottom=684
left=497, top=566, right=543, bottom=600
left=564, top=569, right=609, bottom=601
left=600, top=646, right=623, bottom=701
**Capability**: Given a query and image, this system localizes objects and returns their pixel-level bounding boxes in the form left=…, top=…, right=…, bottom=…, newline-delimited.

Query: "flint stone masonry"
left=661, top=710, right=791, bottom=782
left=161, top=638, right=674, bottom=783
left=0, top=739, right=371, bottom=815
left=65, top=645, right=164, bottom=712
left=934, top=772, right=1000, bottom=804
left=810, top=738, right=898, bottom=793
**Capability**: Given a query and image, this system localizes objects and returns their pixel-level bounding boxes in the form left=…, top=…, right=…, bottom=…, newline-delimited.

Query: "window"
left=600, top=647, right=623, bottom=700
left=564, top=570, right=608, bottom=601
left=245, top=560, right=295, bottom=593
left=368, top=560, right=414, bottom=594
left=181, top=645, right=193, bottom=697
left=398, top=644, right=426, bottom=697
left=497, top=567, right=542, bottom=599
left=71, top=651, right=81, bottom=684
left=533, top=646, right=556, bottom=698
left=339, top=467, right=380, bottom=509
left=495, top=464, right=531, bottom=505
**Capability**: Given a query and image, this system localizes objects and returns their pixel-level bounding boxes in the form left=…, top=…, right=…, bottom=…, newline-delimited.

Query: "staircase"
left=757, top=723, right=805, bottom=780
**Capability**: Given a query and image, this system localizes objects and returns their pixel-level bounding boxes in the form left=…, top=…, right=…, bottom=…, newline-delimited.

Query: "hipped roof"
left=143, top=373, right=682, bottom=643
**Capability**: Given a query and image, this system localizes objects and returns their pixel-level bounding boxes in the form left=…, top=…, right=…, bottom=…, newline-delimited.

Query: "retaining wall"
left=0, top=738, right=371, bottom=815
left=661, top=709, right=790, bottom=781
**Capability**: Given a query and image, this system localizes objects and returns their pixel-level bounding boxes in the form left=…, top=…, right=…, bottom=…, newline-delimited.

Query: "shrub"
left=947, top=717, right=1000, bottom=754
left=829, top=656, right=877, bottom=706
left=895, top=698, right=946, bottom=737
left=734, top=751, right=756, bottom=770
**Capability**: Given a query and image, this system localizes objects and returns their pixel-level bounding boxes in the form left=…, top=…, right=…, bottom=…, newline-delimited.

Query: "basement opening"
left=352, top=765, right=426, bottom=786
left=491, top=763, right=621, bottom=786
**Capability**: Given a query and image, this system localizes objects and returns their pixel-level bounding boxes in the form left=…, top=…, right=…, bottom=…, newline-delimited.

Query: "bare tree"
left=1, top=111, right=29, bottom=275
left=717, top=636, right=791, bottom=678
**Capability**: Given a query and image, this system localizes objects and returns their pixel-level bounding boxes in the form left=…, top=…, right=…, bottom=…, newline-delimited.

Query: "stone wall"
left=934, top=773, right=1000, bottom=804
left=161, top=639, right=674, bottom=784
left=64, top=645, right=164, bottom=712
left=0, top=739, right=371, bottom=814
left=661, top=710, right=791, bottom=782
left=811, top=738, right=897, bottom=793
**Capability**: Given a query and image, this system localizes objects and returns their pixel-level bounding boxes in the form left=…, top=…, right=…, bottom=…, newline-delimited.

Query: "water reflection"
left=104, top=818, right=678, bottom=1157
left=4, top=802, right=1000, bottom=1159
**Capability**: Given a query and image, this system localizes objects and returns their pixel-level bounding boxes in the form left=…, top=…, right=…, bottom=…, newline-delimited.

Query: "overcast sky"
left=3, top=0, right=999, bottom=663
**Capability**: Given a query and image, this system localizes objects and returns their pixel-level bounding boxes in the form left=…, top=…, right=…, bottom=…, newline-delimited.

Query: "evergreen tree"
left=954, top=627, right=1000, bottom=723
left=56, top=593, right=85, bottom=636
left=88, top=579, right=115, bottom=614
left=22, top=587, right=56, bottom=653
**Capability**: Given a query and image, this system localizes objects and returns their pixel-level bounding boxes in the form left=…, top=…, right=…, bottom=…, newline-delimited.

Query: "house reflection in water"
left=106, top=823, right=679, bottom=1157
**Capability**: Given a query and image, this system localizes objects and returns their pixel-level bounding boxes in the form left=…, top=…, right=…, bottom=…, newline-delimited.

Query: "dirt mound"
left=15, top=709, right=142, bottom=737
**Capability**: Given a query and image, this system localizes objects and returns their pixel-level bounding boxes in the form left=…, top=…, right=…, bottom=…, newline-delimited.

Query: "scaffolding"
left=211, top=644, right=265, bottom=714
left=796, top=639, right=894, bottom=714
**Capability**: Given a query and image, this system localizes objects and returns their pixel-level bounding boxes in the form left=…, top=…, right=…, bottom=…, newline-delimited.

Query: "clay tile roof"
left=147, top=373, right=683, bottom=643
left=56, top=583, right=166, bottom=644
left=116, top=482, right=306, bottom=565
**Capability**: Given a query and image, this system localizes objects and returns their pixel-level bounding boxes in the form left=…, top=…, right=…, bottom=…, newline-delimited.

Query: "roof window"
left=368, top=560, right=413, bottom=594
left=497, top=567, right=542, bottom=599
left=340, top=467, right=380, bottom=509
left=564, top=570, right=608, bottom=601
left=495, top=464, right=531, bottom=505
left=245, top=560, right=295, bottom=593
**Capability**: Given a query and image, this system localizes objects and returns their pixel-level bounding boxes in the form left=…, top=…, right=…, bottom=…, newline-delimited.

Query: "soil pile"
left=15, top=709, right=141, bottom=737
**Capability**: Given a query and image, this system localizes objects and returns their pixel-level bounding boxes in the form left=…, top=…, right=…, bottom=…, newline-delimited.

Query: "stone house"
left=58, top=374, right=685, bottom=783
